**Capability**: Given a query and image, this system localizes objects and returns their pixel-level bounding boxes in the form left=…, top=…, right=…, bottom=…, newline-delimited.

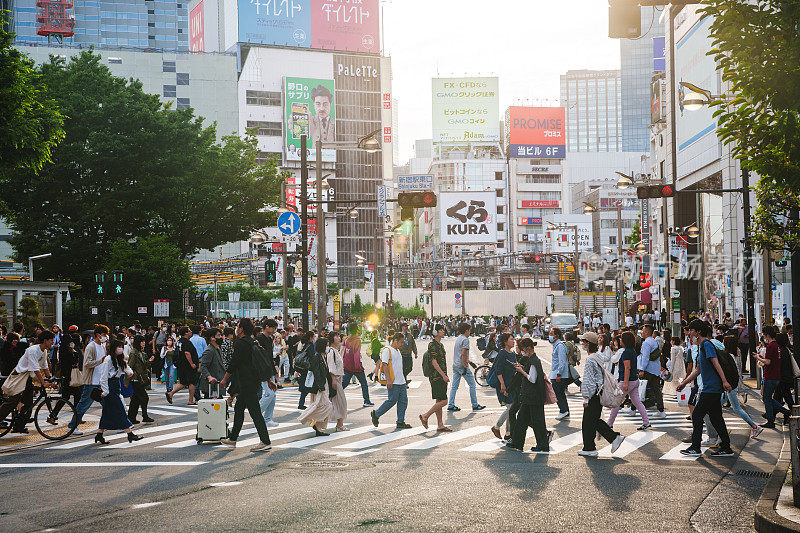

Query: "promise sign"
left=507, top=106, right=566, bottom=159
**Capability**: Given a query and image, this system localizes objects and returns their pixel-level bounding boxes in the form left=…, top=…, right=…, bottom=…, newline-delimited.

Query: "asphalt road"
left=0, top=337, right=777, bottom=532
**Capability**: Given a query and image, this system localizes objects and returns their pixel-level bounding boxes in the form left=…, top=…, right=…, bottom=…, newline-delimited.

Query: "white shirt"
left=91, top=341, right=107, bottom=385
left=326, top=346, right=344, bottom=376
left=592, top=316, right=601, bottom=328
left=625, top=316, right=633, bottom=327
left=15, top=344, right=49, bottom=373
left=99, top=357, right=128, bottom=397
left=381, top=345, right=405, bottom=385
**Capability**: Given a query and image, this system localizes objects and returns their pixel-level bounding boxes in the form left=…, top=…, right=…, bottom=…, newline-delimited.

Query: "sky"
left=382, top=0, right=621, bottom=163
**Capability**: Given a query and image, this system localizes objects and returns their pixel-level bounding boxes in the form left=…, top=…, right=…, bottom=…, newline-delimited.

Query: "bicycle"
left=0, top=379, right=77, bottom=440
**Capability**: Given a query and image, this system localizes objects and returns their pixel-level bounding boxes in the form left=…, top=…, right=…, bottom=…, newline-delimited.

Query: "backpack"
left=422, top=350, right=434, bottom=378
left=294, top=345, right=312, bottom=372
left=566, top=341, right=580, bottom=366
left=593, top=356, right=625, bottom=409
left=486, top=356, right=501, bottom=389
left=476, top=337, right=487, bottom=352
left=711, top=342, right=739, bottom=389
left=250, top=341, right=273, bottom=382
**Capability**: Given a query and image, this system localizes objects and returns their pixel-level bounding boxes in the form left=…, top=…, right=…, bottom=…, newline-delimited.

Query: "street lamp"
left=679, top=81, right=730, bottom=110
left=686, top=223, right=700, bottom=239
left=616, top=172, right=634, bottom=189
left=582, top=202, right=596, bottom=215
left=348, top=208, right=359, bottom=219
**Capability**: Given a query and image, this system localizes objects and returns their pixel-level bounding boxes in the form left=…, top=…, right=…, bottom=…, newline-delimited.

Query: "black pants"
left=127, top=381, right=149, bottom=420
left=511, top=402, right=548, bottom=450
left=777, top=382, right=795, bottom=410
left=402, top=357, right=413, bottom=380
left=507, top=395, right=520, bottom=437
left=642, top=371, right=664, bottom=411
left=52, top=378, right=81, bottom=418
left=691, top=392, right=730, bottom=450
left=582, top=395, right=619, bottom=451
left=229, top=386, right=270, bottom=445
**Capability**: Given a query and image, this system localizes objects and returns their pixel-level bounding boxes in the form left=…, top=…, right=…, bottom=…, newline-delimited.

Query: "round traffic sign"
left=278, top=211, right=301, bottom=235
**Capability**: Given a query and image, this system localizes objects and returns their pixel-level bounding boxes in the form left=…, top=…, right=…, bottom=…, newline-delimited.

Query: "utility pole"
left=388, top=234, right=394, bottom=317
left=374, top=231, right=380, bottom=308
left=281, top=181, right=289, bottom=326
left=460, top=254, right=466, bottom=316
left=741, top=167, right=757, bottom=360
left=300, top=135, right=309, bottom=331
left=763, top=251, right=773, bottom=328
left=315, top=140, right=326, bottom=331
left=574, top=226, right=580, bottom=318
left=617, top=204, right=624, bottom=321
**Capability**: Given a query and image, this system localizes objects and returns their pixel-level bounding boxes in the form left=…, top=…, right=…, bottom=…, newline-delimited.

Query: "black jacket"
left=227, top=336, right=261, bottom=392
left=308, top=351, right=333, bottom=394
left=519, top=354, right=545, bottom=406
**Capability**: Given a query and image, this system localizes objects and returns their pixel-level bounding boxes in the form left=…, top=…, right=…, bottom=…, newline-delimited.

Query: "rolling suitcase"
left=196, top=384, right=228, bottom=444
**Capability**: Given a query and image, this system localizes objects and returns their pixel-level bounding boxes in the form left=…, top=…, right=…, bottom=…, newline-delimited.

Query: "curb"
left=755, top=431, right=800, bottom=532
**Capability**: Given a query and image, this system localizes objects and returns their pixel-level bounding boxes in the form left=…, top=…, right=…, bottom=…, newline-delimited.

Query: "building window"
left=495, top=171, right=503, bottom=181
left=497, top=222, right=504, bottom=231
left=245, top=90, right=281, bottom=106
left=107, top=57, right=122, bottom=64
left=176, top=97, right=190, bottom=110
left=497, top=205, right=504, bottom=215
left=523, top=175, right=561, bottom=184
left=495, top=189, right=503, bottom=197
left=609, top=235, right=617, bottom=245
left=496, top=241, right=505, bottom=249
left=162, top=61, right=176, bottom=72
left=176, top=72, right=189, bottom=85
left=246, top=120, right=282, bottom=137
left=163, top=85, right=176, bottom=97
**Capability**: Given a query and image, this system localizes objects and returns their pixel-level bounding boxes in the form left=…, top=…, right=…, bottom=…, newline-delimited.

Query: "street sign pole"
left=316, top=139, right=326, bottom=332
left=300, top=135, right=309, bottom=331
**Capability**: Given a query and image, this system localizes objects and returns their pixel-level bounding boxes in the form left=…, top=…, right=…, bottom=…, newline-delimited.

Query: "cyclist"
left=0, top=330, right=55, bottom=433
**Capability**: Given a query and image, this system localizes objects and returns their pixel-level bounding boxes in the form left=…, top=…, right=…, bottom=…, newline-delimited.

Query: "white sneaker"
left=578, top=449, right=598, bottom=457
left=701, top=437, right=721, bottom=447
left=250, top=442, right=272, bottom=452
left=266, top=421, right=280, bottom=429
left=71, top=429, right=84, bottom=436
left=611, top=434, right=625, bottom=454
left=751, top=425, right=764, bottom=438
left=555, top=411, right=570, bottom=420
left=651, top=411, right=667, bottom=419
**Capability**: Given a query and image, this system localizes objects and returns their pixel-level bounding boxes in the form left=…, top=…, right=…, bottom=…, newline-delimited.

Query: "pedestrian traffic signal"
left=111, top=270, right=123, bottom=295
left=265, top=261, right=277, bottom=283
left=94, top=271, right=106, bottom=295
left=637, top=184, right=675, bottom=199
left=609, top=0, right=641, bottom=38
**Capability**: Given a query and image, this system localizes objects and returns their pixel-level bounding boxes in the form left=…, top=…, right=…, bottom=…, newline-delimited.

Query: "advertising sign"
left=237, top=0, right=378, bottom=53
left=284, top=77, right=336, bottom=162
left=519, top=217, right=542, bottom=225
left=153, top=299, right=170, bottom=318
left=518, top=200, right=559, bottom=209
left=397, top=174, right=433, bottom=191
left=543, top=214, right=593, bottom=252
left=137, top=306, right=147, bottom=314
left=651, top=76, right=663, bottom=123
left=432, top=77, right=500, bottom=143
left=189, top=1, right=204, bottom=51
left=653, top=36, right=665, bottom=71
left=507, top=106, right=566, bottom=159
left=439, top=191, right=497, bottom=244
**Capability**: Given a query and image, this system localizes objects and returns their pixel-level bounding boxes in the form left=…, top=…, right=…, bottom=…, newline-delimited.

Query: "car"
left=546, top=313, right=581, bottom=338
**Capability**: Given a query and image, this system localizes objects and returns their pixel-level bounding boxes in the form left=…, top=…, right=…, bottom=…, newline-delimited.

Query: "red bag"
left=544, top=377, right=557, bottom=405
left=342, top=341, right=364, bottom=374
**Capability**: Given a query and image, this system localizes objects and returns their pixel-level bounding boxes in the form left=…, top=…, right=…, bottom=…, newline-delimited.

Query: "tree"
left=351, top=294, right=363, bottom=318
left=20, top=297, right=42, bottom=333
left=514, top=302, right=528, bottom=317
left=0, top=12, right=64, bottom=176
left=103, top=236, right=192, bottom=315
left=627, top=216, right=641, bottom=248
left=702, top=1, right=800, bottom=247
left=0, top=51, right=282, bottom=291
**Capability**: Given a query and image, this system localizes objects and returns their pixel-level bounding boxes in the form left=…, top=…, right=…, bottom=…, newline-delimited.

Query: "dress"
left=326, top=346, right=347, bottom=421
left=99, top=360, right=133, bottom=431
left=298, top=353, right=332, bottom=428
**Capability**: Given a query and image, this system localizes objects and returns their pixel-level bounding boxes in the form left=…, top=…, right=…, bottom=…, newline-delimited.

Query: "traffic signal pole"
left=281, top=182, right=289, bottom=326
left=316, top=139, right=326, bottom=332
left=300, top=135, right=309, bottom=331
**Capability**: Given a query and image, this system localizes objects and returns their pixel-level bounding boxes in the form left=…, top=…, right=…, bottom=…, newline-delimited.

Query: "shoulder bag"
left=1, top=372, right=29, bottom=397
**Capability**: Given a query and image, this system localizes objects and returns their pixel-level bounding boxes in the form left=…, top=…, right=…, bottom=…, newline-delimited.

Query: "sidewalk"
left=755, top=428, right=800, bottom=532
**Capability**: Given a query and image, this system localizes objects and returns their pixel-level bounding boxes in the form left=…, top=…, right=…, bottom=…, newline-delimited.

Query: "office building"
left=508, top=158, right=567, bottom=253
left=570, top=180, right=639, bottom=252
left=560, top=70, right=622, bottom=152
left=620, top=6, right=665, bottom=152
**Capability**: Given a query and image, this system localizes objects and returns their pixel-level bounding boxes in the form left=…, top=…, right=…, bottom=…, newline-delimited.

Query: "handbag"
left=90, top=386, right=103, bottom=402
left=69, top=367, right=82, bottom=388
left=568, top=364, right=581, bottom=383
left=791, top=353, right=800, bottom=379
left=543, top=377, right=557, bottom=405
left=304, top=370, right=315, bottom=389
left=637, top=379, right=648, bottom=402
left=377, top=347, right=395, bottom=386
left=1, top=372, right=29, bottom=397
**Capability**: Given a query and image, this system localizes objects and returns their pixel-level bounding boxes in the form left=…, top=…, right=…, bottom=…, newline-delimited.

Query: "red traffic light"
left=637, top=184, right=676, bottom=199
left=398, top=191, right=437, bottom=208
left=661, top=184, right=674, bottom=197
left=534, top=255, right=542, bottom=263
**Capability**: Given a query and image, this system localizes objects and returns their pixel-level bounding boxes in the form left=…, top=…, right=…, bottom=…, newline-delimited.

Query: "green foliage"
left=514, top=302, right=528, bottom=317
left=701, top=1, right=800, bottom=246
left=400, top=278, right=411, bottom=288
left=392, top=302, right=427, bottom=319
left=0, top=51, right=282, bottom=292
left=0, top=12, right=64, bottom=176
left=20, top=296, right=41, bottom=334
left=351, top=294, right=363, bottom=317
left=628, top=216, right=641, bottom=248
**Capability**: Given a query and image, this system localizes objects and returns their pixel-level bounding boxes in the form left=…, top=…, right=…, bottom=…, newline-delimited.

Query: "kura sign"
left=439, top=191, right=497, bottom=244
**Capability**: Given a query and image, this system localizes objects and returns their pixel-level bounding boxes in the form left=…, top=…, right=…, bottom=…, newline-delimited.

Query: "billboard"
left=543, top=214, right=593, bottom=252
left=439, top=191, right=497, bottom=244
left=237, top=0, right=379, bottom=53
left=507, top=106, right=566, bottom=159
left=284, top=77, right=336, bottom=162
left=432, top=77, right=500, bottom=143
left=189, top=1, right=204, bottom=52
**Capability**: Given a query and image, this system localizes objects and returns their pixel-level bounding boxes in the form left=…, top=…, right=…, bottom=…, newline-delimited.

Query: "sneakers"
left=708, top=448, right=735, bottom=457
left=142, top=417, right=155, bottom=423
left=472, top=405, right=486, bottom=411
left=651, top=411, right=667, bottom=419
left=751, top=425, right=764, bottom=438
left=297, top=405, right=307, bottom=410
left=71, top=428, right=84, bottom=436
left=363, top=401, right=375, bottom=407
left=370, top=410, right=379, bottom=427
left=701, top=437, right=721, bottom=447
left=219, top=438, right=236, bottom=447
left=578, top=449, right=599, bottom=457
left=682, top=436, right=693, bottom=443
left=396, top=422, right=412, bottom=429
left=447, top=405, right=461, bottom=412
left=679, top=447, right=702, bottom=457
left=266, top=421, right=280, bottom=429
left=762, top=422, right=777, bottom=429
left=250, top=442, right=272, bottom=452
left=555, top=411, right=570, bottom=420
left=637, top=424, right=652, bottom=431
left=611, top=434, right=625, bottom=454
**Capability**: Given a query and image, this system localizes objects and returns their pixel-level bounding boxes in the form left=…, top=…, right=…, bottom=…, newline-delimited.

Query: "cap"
left=578, top=331, right=600, bottom=345
left=68, top=325, right=79, bottom=332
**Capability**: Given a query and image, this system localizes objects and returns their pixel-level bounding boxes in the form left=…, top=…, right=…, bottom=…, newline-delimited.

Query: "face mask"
left=548, top=335, right=555, bottom=343
left=100, top=335, right=109, bottom=343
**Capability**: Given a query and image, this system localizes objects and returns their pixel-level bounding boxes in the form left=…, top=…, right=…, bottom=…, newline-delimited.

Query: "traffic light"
left=398, top=191, right=437, bottom=221
left=94, top=271, right=106, bottom=296
left=523, top=253, right=544, bottom=264
left=637, top=184, right=675, bottom=199
left=533, top=255, right=543, bottom=263
left=111, top=270, right=123, bottom=295
left=265, top=260, right=277, bottom=283
left=609, top=0, right=641, bottom=38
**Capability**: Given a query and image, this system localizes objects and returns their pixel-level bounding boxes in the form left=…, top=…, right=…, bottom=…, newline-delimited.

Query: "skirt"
left=298, top=383, right=332, bottom=428
left=99, top=378, right=133, bottom=431
left=329, top=375, right=347, bottom=421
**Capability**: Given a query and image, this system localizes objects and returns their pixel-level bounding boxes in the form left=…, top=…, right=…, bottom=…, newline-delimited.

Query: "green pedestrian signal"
left=111, top=270, right=124, bottom=296
left=95, top=271, right=106, bottom=295
left=265, top=261, right=277, bottom=283
left=97, top=285, right=103, bottom=294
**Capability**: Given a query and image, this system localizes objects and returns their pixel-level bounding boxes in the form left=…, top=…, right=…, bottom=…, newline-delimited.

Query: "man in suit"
left=310, top=85, right=335, bottom=144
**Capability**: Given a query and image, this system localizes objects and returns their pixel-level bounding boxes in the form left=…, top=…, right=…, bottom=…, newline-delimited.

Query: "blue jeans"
left=375, top=383, right=407, bottom=424
left=551, top=379, right=570, bottom=414
left=448, top=366, right=478, bottom=409
left=164, top=362, right=175, bottom=392
left=69, top=384, right=98, bottom=428
left=259, top=379, right=276, bottom=423
left=763, top=379, right=790, bottom=423
left=725, top=386, right=755, bottom=427
left=342, top=371, right=371, bottom=404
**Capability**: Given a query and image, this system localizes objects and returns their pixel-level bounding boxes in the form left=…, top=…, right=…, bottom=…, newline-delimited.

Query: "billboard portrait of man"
left=310, top=85, right=335, bottom=143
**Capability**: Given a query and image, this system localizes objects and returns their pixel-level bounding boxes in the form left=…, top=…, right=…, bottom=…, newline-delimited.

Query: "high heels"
left=127, top=432, right=142, bottom=443
left=95, top=433, right=107, bottom=445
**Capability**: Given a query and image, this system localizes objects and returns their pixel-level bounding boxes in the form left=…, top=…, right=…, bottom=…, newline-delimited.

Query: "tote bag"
left=543, top=377, right=557, bottom=405
left=1, top=372, right=29, bottom=397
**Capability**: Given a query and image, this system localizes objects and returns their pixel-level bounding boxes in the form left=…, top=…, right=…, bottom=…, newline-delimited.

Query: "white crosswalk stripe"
left=233, top=422, right=348, bottom=448
left=160, top=423, right=299, bottom=449
left=332, top=426, right=430, bottom=450
left=275, top=424, right=393, bottom=449
left=395, top=426, right=490, bottom=450
left=597, top=431, right=665, bottom=458
left=50, top=421, right=198, bottom=449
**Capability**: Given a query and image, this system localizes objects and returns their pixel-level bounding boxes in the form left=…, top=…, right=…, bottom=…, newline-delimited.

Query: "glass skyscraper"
left=620, top=6, right=664, bottom=152
left=560, top=69, right=622, bottom=152
left=10, top=0, right=188, bottom=51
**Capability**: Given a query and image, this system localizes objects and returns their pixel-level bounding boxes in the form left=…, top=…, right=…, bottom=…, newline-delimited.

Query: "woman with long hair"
left=95, top=339, right=141, bottom=444
left=326, top=331, right=348, bottom=431
left=0, top=333, right=21, bottom=376
left=127, top=335, right=153, bottom=424
left=160, top=336, right=177, bottom=394
left=298, top=338, right=333, bottom=436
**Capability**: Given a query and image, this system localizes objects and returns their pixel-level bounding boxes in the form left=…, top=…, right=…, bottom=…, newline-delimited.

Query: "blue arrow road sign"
left=278, top=211, right=301, bottom=236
